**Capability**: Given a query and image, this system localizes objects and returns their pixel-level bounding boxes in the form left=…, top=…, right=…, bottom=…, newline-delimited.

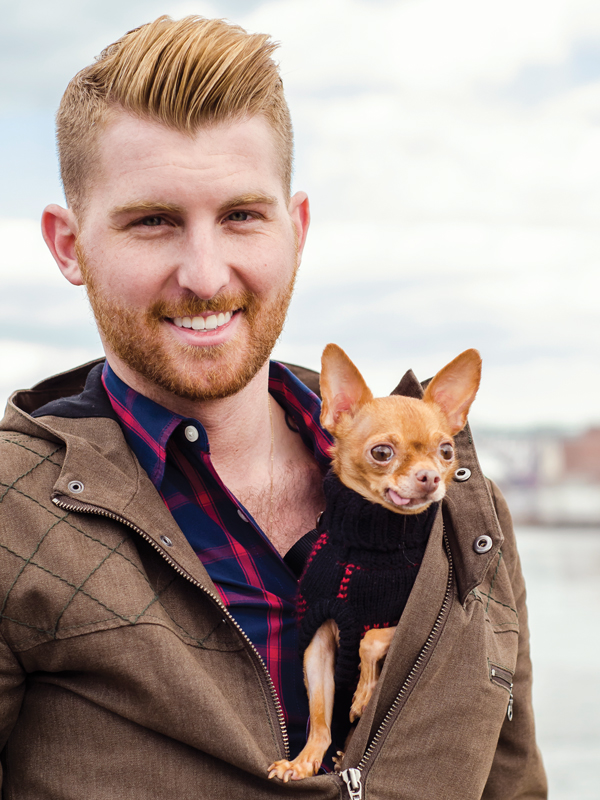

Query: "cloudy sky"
left=2, top=0, right=600, bottom=429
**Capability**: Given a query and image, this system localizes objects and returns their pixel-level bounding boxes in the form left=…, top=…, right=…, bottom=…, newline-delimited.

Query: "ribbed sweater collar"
left=321, top=471, right=438, bottom=552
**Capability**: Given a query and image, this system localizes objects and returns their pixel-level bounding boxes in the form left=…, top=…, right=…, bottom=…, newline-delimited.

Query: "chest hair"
left=236, top=458, right=325, bottom=557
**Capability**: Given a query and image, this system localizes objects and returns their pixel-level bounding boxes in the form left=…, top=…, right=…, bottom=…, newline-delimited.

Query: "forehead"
left=350, top=397, right=451, bottom=443
left=84, top=110, right=285, bottom=209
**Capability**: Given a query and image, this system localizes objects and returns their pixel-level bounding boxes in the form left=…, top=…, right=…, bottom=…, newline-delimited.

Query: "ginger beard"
left=76, top=244, right=298, bottom=401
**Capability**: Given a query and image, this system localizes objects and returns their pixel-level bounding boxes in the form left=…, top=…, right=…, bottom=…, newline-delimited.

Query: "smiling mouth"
left=171, top=311, right=235, bottom=332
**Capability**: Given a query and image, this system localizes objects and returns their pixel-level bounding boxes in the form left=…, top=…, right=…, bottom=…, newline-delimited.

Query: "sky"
left=2, top=0, right=600, bottom=429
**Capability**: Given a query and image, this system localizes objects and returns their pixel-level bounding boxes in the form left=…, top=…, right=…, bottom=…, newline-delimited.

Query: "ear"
left=423, top=349, right=482, bottom=435
left=41, top=204, right=84, bottom=286
left=320, top=344, right=373, bottom=433
left=288, top=191, right=310, bottom=261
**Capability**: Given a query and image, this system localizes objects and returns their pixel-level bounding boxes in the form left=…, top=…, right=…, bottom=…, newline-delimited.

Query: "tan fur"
left=268, top=345, right=481, bottom=781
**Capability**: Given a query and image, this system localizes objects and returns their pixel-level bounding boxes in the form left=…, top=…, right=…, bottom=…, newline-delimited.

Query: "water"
left=516, top=527, right=600, bottom=799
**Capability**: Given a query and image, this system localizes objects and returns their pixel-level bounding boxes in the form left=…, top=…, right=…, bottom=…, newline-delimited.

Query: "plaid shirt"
left=102, top=361, right=332, bottom=756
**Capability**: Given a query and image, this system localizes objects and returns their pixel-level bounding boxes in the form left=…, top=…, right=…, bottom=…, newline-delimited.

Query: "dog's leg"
left=268, top=619, right=339, bottom=782
left=350, top=626, right=396, bottom=722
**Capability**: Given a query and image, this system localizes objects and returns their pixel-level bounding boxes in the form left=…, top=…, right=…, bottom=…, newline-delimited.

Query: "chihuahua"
left=268, top=344, right=481, bottom=782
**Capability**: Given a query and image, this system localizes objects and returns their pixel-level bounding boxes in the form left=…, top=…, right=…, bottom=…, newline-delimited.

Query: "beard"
left=77, top=244, right=297, bottom=402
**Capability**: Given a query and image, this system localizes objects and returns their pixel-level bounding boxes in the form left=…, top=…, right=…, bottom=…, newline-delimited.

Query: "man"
left=0, top=15, right=546, bottom=799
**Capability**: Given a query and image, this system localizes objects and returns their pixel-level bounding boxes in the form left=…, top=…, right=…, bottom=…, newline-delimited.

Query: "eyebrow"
left=218, top=193, right=278, bottom=215
left=110, top=201, right=185, bottom=219
left=110, top=194, right=278, bottom=221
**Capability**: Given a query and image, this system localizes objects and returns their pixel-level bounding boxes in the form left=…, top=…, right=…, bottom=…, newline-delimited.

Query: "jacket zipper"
left=339, top=528, right=454, bottom=799
left=490, top=664, right=514, bottom=721
left=340, top=768, right=362, bottom=799
left=51, top=494, right=290, bottom=758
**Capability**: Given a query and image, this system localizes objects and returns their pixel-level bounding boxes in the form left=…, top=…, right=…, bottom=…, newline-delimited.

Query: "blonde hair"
left=57, top=15, right=293, bottom=213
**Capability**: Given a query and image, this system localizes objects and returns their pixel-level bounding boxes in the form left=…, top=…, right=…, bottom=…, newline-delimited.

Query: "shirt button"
left=237, top=509, right=249, bottom=522
left=184, top=425, right=199, bottom=442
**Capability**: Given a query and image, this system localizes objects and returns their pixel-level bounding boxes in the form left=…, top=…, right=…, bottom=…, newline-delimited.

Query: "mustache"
left=147, top=291, right=257, bottom=321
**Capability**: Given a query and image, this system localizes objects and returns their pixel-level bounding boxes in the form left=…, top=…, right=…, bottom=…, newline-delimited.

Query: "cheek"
left=239, top=230, right=297, bottom=283
left=437, top=457, right=457, bottom=484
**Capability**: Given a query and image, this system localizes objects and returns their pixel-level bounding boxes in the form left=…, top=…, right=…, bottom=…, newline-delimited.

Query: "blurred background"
left=2, top=0, right=599, bottom=795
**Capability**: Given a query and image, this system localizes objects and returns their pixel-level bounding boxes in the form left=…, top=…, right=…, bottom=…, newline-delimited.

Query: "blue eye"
left=140, top=216, right=164, bottom=226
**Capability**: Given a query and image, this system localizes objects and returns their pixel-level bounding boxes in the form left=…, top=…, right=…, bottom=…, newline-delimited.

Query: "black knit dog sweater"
left=297, top=471, right=437, bottom=690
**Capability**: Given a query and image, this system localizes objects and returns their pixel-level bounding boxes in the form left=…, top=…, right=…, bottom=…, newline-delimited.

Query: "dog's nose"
left=415, top=470, right=440, bottom=492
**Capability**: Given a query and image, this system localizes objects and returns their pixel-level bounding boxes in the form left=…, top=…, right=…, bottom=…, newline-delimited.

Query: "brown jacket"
left=0, top=360, right=547, bottom=799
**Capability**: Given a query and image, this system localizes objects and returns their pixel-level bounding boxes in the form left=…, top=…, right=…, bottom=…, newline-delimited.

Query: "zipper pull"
left=341, top=767, right=363, bottom=800
left=507, top=684, right=514, bottom=721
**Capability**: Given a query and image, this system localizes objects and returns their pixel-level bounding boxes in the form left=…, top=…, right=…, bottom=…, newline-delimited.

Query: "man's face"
left=72, top=111, right=308, bottom=404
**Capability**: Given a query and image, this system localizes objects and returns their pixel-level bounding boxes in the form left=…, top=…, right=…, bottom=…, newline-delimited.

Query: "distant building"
left=563, top=428, right=600, bottom=484
left=473, top=426, right=600, bottom=526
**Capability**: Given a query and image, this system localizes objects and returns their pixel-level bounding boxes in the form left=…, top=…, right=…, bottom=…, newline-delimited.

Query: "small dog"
left=268, top=344, right=481, bottom=782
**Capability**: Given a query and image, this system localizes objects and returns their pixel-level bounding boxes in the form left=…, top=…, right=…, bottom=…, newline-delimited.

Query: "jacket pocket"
left=489, top=660, right=514, bottom=721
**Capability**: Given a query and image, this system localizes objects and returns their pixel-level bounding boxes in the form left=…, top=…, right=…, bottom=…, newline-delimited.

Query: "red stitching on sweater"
left=304, top=532, right=328, bottom=572
left=337, top=563, right=359, bottom=600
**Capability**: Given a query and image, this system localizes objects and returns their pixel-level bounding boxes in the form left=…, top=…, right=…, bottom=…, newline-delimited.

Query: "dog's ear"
left=423, top=349, right=482, bottom=435
left=320, top=344, right=373, bottom=433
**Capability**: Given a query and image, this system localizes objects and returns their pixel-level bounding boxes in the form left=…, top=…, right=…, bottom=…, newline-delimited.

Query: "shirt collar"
left=102, top=360, right=332, bottom=490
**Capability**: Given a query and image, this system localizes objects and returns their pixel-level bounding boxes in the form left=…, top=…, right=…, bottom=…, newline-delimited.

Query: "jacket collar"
left=0, top=359, right=223, bottom=597
left=2, top=359, right=502, bottom=604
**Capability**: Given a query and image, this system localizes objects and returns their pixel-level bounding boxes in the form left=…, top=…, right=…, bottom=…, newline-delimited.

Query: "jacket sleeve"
left=482, top=481, right=547, bottom=799
left=0, top=629, right=26, bottom=785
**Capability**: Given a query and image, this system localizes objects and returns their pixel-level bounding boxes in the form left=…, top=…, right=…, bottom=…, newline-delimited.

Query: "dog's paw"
left=350, top=685, right=374, bottom=722
left=267, top=758, right=320, bottom=782
left=350, top=682, right=375, bottom=722
left=332, top=750, right=345, bottom=773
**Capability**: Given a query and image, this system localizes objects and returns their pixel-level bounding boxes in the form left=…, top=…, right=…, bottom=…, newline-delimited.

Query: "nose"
left=415, top=470, right=441, bottom=493
left=175, top=227, right=231, bottom=300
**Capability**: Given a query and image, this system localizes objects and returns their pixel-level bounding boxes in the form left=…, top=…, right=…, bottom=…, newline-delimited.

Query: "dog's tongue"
left=388, top=489, right=411, bottom=506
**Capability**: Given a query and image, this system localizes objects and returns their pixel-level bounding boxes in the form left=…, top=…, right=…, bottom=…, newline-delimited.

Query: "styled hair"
left=56, top=15, right=293, bottom=213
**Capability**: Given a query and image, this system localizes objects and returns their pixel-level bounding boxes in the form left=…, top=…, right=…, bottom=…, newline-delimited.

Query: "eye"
left=139, top=216, right=166, bottom=227
left=371, top=445, right=394, bottom=462
left=439, top=442, right=454, bottom=461
left=227, top=210, right=252, bottom=222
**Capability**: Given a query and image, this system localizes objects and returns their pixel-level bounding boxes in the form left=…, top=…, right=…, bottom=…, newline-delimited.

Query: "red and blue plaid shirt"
left=102, top=360, right=332, bottom=755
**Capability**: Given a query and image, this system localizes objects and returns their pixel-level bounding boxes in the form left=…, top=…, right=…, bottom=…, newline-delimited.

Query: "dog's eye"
left=439, top=443, right=454, bottom=461
left=371, top=445, right=394, bottom=462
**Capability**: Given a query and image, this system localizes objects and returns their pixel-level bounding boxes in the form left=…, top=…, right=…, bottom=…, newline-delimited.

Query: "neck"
left=106, top=354, right=276, bottom=477
left=107, top=351, right=326, bottom=553
left=323, top=471, right=438, bottom=552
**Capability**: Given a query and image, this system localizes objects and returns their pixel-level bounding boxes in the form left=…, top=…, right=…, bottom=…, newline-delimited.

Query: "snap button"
left=454, top=467, right=471, bottom=482
left=68, top=480, right=84, bottom=494
left=184, top=425, right=199, bottom=443
left=160, top=535, right=173, bottom=548
left=473, top=534, right=493, bottom=554
left=237, top=509, right=249, bottom=522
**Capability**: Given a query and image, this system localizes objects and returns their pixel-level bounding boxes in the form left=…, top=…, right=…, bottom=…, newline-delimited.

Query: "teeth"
left=173, top=311, right=233, bottom=330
